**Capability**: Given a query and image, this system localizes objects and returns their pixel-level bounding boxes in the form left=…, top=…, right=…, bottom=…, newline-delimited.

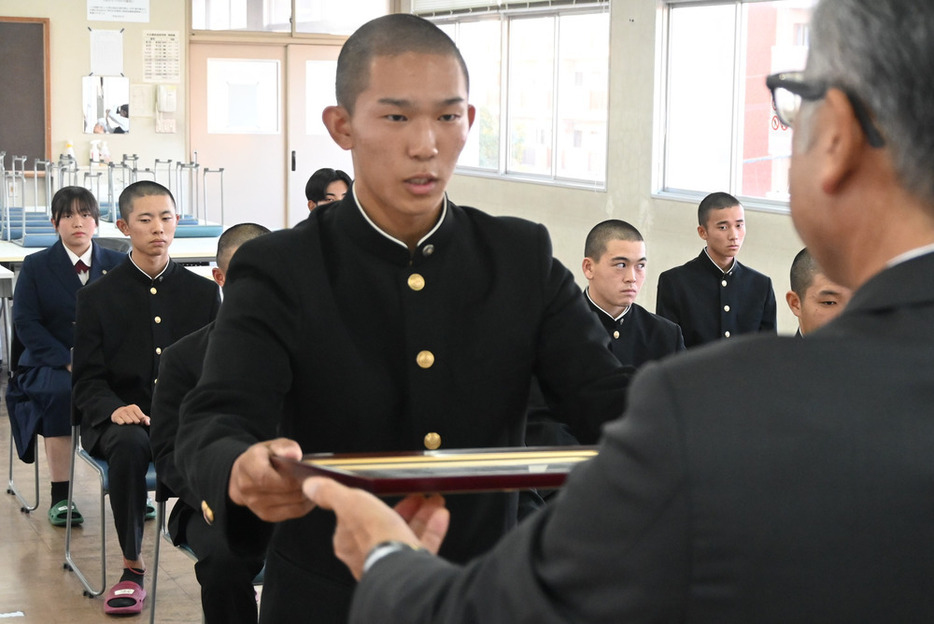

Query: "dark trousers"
left=88, top=422, right=151, bottom=561
left=259, top=546, right=352, bottom=624
left=171, top=503, right=265, bottom=624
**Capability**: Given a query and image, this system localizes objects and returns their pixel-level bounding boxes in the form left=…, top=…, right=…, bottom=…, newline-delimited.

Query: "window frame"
left=428, top=2, right=611, bottom=191
left=653, top=0, right=816, bottom=215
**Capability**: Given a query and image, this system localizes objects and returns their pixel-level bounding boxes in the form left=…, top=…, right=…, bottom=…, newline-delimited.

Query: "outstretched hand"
left=303, top=477, right=450, bottom=580
left=228, top=438, right=314, bottom=522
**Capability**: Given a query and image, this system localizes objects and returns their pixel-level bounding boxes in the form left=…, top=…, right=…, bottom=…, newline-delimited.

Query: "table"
left=0, top=222, right=219, bottom=266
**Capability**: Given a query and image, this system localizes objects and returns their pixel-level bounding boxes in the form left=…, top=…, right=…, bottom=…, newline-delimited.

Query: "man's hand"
left=303, top=477, right=450, bottom=580
left=228, top=438, right=314, bottom=522
left=110, top=404, right=150, bottom=426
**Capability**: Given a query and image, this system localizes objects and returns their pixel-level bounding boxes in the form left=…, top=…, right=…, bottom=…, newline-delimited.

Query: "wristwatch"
left=362, top=540, right=422, bottom=575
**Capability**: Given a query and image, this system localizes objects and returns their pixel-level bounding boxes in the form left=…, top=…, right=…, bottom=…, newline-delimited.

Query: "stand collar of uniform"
left=128, top=251, right=173, bottom=282
left=701, top=247, right=738, bottom=276
left=585, top=287, right=631, bottom=323
left=335, top=186, right=454, bottom=266
left=352, top=184, right=448, bottom=251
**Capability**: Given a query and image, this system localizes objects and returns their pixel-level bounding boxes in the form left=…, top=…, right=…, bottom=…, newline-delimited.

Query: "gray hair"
left=805, top=0, right=934, bottom=205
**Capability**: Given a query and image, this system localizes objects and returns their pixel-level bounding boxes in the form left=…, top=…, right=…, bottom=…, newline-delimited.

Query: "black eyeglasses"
left=766, top=71, right=885, bottom=148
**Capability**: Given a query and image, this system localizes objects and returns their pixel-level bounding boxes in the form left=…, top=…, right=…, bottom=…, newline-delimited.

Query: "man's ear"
left=786, top=290, right=802, bottom=318
left=323, top=106, right=354, bottom=151
left=697, top=225, right=708, bottom=241
left=211, top=267, right=225, bottom=288
left=582, top=257, right=595, bottom=280
left=467, top=104, right=477, bottom=130
left=116, top=219, right=129, bottom=236
left=817, top=88, right=865, bottom=195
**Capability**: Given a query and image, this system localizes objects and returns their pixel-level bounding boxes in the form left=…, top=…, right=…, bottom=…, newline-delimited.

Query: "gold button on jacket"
left=424, top=432, right=441, bottom=450
left=407, top=273, right=426, bottom=291
left=416, top=350, right=435, bottom=368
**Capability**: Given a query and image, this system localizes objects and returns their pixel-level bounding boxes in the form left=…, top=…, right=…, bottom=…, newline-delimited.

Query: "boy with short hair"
left=176, top=14, right=628, bottom=623
left=786, top=247, right=852, bottom=336
left=583, top=219, right=684, bottom=367
left=72, top=180, right=219, bottom=616
left=656, top=191, right=776, bottom=347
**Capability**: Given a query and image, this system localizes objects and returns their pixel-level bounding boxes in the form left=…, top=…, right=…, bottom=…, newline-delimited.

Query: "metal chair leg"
left=63, top=427, right=107, bottom=597
left=7, top=433, right=39, bottom=512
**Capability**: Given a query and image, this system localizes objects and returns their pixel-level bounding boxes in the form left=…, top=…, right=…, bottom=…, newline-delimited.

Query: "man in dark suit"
left=175, top=14, right=628, bottom=623
left=73, top=180, right=219, bottom=616
left=301, top=1, right=934, bottom=621
left=5, top=186, right=124, bottom=525
left=656, top=192, right=776, bottom=347
left=786, top=247, right=851, bottom=336
left=150, top=223, right=269, bottom=624
left=582, top=219, right=684, bottom=368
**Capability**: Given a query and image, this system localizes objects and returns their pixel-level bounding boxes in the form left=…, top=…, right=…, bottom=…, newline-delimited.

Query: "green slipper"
left=145, top=497, right=156, bottom=521
left=49, top=500, right=84, bottom=527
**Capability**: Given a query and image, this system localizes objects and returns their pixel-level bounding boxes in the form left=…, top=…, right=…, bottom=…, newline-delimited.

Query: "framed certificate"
left=272, top=446, right=597, bottom=495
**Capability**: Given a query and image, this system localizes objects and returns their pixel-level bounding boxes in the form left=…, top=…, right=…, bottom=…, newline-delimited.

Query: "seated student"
left=72, top=180, right=219, bottom=616
left=150, top=222, right=269, bottom=624
left=305, top=168, right=352, bottom=210
left=582, top=219, right=685, bottom=368
left=656, top=191, right=776, bottom=347
left=5, top=186, right=124, bottom=526
left=786, top=247, right=852, bottom=336
left=522, top=220, right=685, bottom=514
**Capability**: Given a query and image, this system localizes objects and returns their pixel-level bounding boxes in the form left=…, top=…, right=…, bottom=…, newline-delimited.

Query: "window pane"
left=739, top=1, right=814, bottom=201
left=193, top=0, right=290, bottom=32
left=455, top=19, right=502, bottom=170
left=556, top=12, right=608, bottom=184
left=665, top=4, right=736, bottom=192
left=507, top=17, right=555, bottom=176
left=294, top=0, right=389, bottom=35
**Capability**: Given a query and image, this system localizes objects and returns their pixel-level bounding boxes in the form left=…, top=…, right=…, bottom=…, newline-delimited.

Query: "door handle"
left=291, top=150, right=296, bottom=172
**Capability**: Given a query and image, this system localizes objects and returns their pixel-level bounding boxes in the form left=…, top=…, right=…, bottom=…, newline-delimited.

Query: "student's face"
left=787, top=272, right=852, bottom=335
left=583, top=239, right=647, bottom=316
left=116, top=194, right=178, bottom=259
left=324, top=52, right=475, bottom=235
left=53, top=206, right=97, bottom=256
left=698, top=204, right=745, bottom=266
left=317, top=180, right=349, bottom=207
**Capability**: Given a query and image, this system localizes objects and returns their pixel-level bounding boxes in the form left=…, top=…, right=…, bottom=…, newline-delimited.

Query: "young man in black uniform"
left=72, top=181, right=219, bottom=616
left=582, top=219, right=684, bottom=368
left=656, top=192, right=776, bottom=347
left=175, top=14, right=629, bottom=623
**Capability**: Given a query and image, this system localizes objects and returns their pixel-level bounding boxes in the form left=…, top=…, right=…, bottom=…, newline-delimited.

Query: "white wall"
left=0, top=0, right=188, bottom=168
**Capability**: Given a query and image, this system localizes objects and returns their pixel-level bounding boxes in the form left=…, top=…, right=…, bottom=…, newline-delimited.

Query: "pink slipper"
left=104, top=580, right=147, bottom=615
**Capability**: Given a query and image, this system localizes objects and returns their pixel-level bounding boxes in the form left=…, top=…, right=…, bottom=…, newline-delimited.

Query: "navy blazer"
left=14, top=239, right=125, bottom=369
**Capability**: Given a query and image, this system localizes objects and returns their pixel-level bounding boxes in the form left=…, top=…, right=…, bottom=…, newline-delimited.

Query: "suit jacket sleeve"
left=72, top=286, right=127, bottom=427
left=655, top=271, right=681, bottom=327
left=760, top=278, right=777, bottom=333
left=151, top=336, right=200, bottom=507
left=13, top=257, right=72, bottom=369
left=176, top=242, right=296, bottom=555
left=351, top=362, right=692, bottom=623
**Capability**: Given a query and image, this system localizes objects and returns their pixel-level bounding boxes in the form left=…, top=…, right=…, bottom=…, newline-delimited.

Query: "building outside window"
left=658, top=0, right=817, bottom=208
